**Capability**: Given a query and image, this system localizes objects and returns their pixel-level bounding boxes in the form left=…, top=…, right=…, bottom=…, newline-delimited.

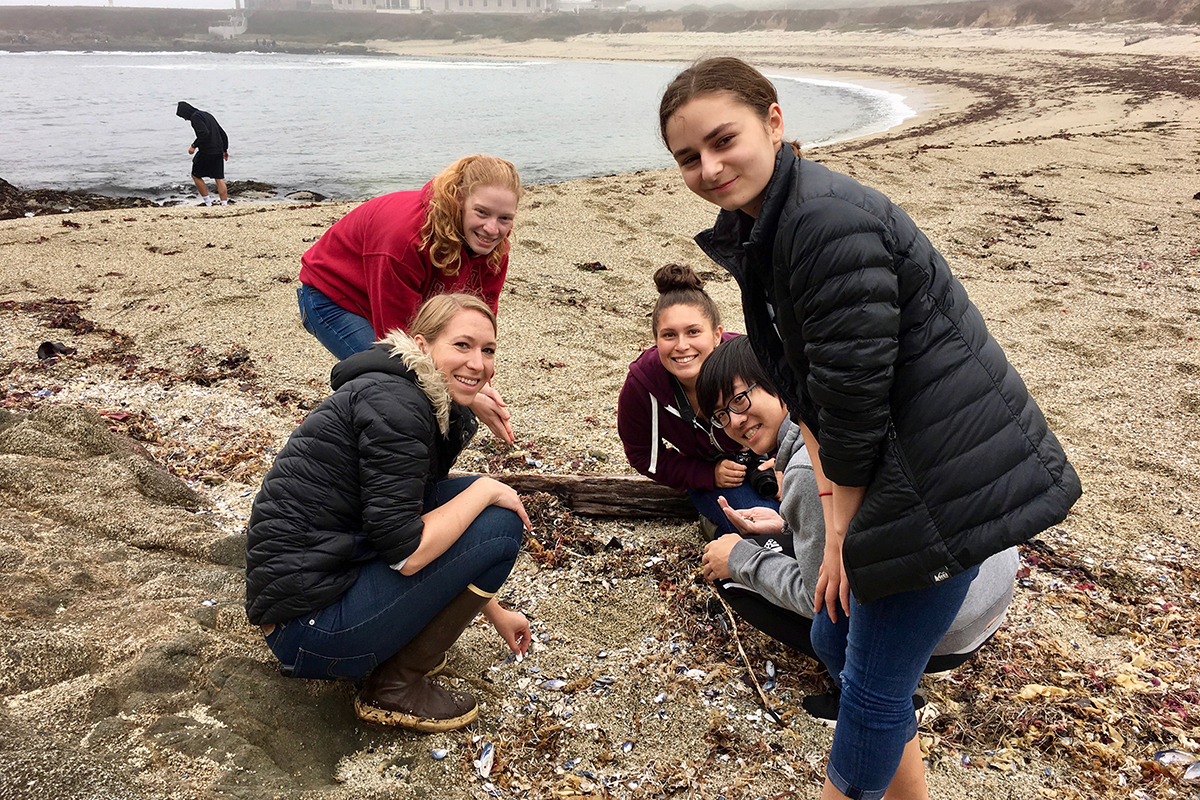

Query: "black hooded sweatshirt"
left=176, top=101, right=228, bottom=155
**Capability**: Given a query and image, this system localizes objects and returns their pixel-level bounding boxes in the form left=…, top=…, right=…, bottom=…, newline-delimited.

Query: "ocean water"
left=0, top=50, right=913, bottom=200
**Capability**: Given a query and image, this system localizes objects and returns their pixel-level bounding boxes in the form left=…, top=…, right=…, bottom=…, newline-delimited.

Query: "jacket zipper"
left=887, top=422, right=921, bottom=489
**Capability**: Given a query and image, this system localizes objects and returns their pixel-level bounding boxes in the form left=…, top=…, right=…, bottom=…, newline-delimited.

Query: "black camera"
left=722, top=450, right=779, bottom=499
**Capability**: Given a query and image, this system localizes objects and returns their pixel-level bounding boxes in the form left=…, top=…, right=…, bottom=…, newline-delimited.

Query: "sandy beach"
left=2, top=25, right=1199, bottom=800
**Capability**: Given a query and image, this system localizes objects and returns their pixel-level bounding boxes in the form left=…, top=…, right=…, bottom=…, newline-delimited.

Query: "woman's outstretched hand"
left=471, top=384, right=514, bottom=445
left=717, top=496, right=785, bottom=536
left=484, top=600, right=531, bottom=656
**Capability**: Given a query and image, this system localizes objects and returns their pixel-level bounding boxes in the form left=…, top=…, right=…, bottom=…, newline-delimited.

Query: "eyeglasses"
left=711, top=383, right=757, bottom=428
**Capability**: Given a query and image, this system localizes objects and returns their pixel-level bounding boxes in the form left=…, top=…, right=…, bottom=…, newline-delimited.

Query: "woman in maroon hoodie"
left=617, top=263, right=780, bottom=535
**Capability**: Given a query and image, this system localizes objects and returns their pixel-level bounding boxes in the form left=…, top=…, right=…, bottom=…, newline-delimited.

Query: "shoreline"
left=2, top=26, right=1200, bottom=800
left=0, top=45, right=948, bottom=207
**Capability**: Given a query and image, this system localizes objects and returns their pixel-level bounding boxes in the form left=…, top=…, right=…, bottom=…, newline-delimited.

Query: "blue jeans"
left=811, top=564, right=979, bottom=800
left=689, top=483, right=782, bottom=535
left=297, top=284, right=377, bottom=360
left=265, top=476, right=523, bottom=681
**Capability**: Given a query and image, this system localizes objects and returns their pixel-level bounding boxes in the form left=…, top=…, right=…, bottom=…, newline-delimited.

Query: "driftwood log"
left=449, top=471, right=697, bottom=519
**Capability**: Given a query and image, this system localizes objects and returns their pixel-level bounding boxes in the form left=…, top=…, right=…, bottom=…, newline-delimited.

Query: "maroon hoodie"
left=617, top=333, right=741, bottom=492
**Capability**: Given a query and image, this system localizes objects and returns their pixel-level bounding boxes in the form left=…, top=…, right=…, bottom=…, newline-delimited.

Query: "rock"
left=285, top=190, right=328, bottom=202
left=225, top=179, right=278, bottom=199
left=0, top=176, right=157, bottom=220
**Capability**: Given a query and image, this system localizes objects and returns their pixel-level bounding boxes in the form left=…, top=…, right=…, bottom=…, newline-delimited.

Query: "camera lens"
left=750, top=467, right=778, bottom=498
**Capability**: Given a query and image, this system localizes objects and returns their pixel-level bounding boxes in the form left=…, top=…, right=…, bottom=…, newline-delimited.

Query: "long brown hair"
left=658, top=57, right=802, bottom=158
left=651, top=263, right=721, bottom=336
left=419, top=155, right=521, bottom=278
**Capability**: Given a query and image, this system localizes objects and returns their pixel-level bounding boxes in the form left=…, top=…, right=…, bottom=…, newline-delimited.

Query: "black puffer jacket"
left=696, top=147, right=1081, bottom=604
left=245, top=332, right=476, bottom=625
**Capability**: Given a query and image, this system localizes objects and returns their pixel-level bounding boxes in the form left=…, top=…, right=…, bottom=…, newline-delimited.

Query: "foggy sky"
left=0, top=0, right=237, bottom=7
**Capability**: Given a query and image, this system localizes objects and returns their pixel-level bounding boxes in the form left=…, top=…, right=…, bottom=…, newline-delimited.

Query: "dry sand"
left=1, top=24, right=1199, bottom=800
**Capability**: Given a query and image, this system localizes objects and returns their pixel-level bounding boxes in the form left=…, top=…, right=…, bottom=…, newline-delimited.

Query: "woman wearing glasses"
left=617, top=263, right=780, bottom=538
left=659, top=58, right=1080, bottom=800
left=695, top=337, right=1019, bottom=726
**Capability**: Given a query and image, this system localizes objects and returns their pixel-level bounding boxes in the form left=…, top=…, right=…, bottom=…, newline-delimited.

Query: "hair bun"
left=653, top=263, right=704, bottom=294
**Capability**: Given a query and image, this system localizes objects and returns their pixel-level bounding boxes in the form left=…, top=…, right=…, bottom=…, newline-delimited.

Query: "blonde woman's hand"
left=484, top=600, right=531, bottom=656
left=470, top=384, right=515, bottom=445
left=480, top=477, right=533, bottom=531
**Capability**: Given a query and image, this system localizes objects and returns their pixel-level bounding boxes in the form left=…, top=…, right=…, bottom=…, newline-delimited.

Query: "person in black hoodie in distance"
left=176, top=101, right=229, bottom=206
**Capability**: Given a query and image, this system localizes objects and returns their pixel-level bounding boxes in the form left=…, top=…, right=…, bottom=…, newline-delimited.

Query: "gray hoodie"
left=726, top=418, right=1017, bottom=656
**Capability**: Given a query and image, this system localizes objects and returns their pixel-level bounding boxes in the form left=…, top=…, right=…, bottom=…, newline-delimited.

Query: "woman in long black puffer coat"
left=659, top=57, right=1081, bottom=800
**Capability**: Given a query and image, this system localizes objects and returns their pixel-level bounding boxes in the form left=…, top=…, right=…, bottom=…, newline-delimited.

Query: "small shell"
left=1184, top=761, right=1200, bottom=782
left=1154, top=749, right=1197, bottom=766
left=654, top=692, right=666, bottom=704
left=763, top=679, right=776, bottom=692
left=482, top=781, right=501, bottom=797
left=621, top=740, right=634, bottom=753
left=765, top=660, right=776, bottom=679
left=564, top=757, right=581, bottom=769
left=594, top=676, right=616, bottom=687
left=475, top=741, right=495, bottom=779
left=430, top=749, right=448, bottom=761
left=543, top=679, right=568, bottom=690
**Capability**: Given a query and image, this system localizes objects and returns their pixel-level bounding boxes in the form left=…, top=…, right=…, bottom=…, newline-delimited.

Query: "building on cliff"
left=245, top=0, right=560, bottom=10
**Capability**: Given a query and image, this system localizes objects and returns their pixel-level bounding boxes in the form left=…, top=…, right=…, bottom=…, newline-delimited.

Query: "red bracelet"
left=818, top=491, right=833, bottom=497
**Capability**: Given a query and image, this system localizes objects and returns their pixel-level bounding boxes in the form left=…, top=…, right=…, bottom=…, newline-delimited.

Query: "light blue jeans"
left=811, top=564, right=979, bottom=800
left=297, top=284, right=377, bottom=360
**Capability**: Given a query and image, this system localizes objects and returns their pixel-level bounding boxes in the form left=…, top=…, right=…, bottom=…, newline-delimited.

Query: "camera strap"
left=669, top=375, right=724, bottom=453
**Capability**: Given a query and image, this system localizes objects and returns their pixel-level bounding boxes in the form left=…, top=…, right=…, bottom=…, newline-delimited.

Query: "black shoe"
left=801, top=687, right=840, bottom=728
left=802, top=688, right=927, bottom=730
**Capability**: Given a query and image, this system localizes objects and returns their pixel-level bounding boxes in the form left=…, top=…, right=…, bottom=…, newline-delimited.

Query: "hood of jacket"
left=330, top=330, right=452, bottom=436
left=176, top=101, right=197, bottom=120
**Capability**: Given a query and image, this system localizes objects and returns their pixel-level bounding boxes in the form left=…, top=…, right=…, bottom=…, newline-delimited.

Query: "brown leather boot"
left=355, top=585, right=492, bottom=732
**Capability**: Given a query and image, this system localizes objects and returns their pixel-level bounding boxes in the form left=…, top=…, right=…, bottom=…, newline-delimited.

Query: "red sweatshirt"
left=299, top=184, right=507, bottom=337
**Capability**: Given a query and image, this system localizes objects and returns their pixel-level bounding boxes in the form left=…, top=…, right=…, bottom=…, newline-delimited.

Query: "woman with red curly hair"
left=298, top=154, right=521, bottom=443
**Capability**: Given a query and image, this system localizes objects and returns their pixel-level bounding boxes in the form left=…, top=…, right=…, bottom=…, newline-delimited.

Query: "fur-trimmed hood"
left=329, top=332, right=452, bottom=436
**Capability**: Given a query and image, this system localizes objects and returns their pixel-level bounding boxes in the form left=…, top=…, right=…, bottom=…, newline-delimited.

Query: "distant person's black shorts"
left=192, top=152, right=225, bottom=180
